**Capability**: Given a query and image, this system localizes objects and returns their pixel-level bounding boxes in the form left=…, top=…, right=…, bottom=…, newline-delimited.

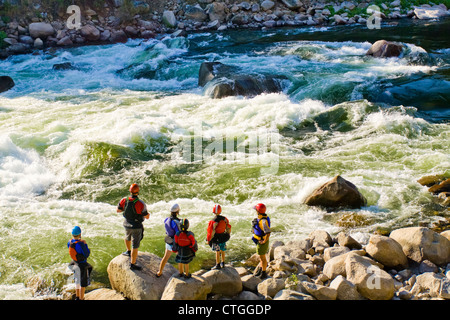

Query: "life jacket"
left=123, top=197, right=144, bottom=225
left=69, top=239, right=86, bottom=263
left=206, top=216, right=231, bottom=243
left=175, top=231, right=198, bottom=252
left=252, top=215, right=271, bottom=242
left=165, top=217, right=180, bottom=238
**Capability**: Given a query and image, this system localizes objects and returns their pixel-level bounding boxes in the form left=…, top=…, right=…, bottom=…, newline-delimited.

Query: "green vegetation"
left=0, top=30, right=7, bottom=49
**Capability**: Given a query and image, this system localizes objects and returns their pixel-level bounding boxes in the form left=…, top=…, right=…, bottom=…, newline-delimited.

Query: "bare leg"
left=157, top=249, right=172, bottom=276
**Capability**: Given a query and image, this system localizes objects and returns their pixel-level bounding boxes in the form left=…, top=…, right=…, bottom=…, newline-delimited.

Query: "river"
left=0, top=18, right=449, bottom=299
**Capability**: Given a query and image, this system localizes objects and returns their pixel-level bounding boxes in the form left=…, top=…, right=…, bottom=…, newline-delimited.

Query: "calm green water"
left=0, top=18, right=449, bottom=299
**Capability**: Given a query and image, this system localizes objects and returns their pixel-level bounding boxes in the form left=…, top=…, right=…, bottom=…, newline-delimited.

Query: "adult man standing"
left=117, top=183, right=149, bottom=270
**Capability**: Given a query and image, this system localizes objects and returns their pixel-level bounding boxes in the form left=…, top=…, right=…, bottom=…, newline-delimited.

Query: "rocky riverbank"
left=54, top=225, right=449, bottom=301
left=1, top=0, right=450, bottom=58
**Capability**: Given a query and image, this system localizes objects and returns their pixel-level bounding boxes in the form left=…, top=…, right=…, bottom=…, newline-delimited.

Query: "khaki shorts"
left=256, top=240, right=269, bottom=256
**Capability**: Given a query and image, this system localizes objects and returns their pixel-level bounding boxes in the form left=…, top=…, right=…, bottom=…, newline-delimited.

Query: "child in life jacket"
left=173, top=218, right=197, bottom=278
left=67, top=226, right=93, bottom=300
left=206, top=204, right=231, bottom=270
left=251, top=203, right=271, bottom=280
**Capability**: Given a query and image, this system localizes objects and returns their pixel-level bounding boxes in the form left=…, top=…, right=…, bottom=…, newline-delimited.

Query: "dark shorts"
left=124, top=227, right=143, bottom=249
left=69, top=261, right=93, bottom=288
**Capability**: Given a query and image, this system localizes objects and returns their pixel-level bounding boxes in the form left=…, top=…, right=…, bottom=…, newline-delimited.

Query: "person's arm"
left=259, top=220, right=271, bottom=244
left=80, top=241, right=90, bottom=259
left=117, top=198, right=125, bottom=213
left=141, top=201, right=150, bottom=219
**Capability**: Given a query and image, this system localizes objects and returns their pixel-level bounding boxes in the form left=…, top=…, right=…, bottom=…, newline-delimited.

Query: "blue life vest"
left=252, top=215, right=271, bottom=244
left=164, top=217, right=180, bottom=237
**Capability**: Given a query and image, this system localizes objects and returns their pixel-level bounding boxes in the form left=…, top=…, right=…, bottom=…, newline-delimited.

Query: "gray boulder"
left=29, top=22, right=55, bottom=39
left=389, top=227, right=450, bottom=266
left=107, top=252, right=177, bottom=300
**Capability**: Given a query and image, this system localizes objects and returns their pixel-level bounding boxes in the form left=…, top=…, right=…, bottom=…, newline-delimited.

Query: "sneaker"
left=258, top=271, right=268, bottom=280
left=130, top=263, right=142, bottom=271
left=211, top=263, right=222, bottom=270
left=220, top=262, right=225, bottom=268
left=122, top=250, right=131, bottom=257
left=184, top=273, right=192, bottom=279
left=254, top=267, right=262, bottom=277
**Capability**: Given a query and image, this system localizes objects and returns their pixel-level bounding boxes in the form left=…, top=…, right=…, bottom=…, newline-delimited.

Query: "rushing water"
left=0, top=18, right=449, bottom=299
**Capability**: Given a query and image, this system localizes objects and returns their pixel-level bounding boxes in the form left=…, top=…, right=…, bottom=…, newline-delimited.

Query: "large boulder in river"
left=366, top=40, right=404, bottom=58
left=107, top=252, right=177, bottom=300
left=304, top=175, right=367, bottom=209
left=389, top=227, right=450, bottom=266
left=198, top=61, right=283, bottom=98
left=29, top=22, right=55, bottom=39
left=0, top=76, right=15, bottom=93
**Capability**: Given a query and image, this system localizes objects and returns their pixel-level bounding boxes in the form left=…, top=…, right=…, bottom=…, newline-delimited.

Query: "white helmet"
left=170, top=203, right=180, bottom=213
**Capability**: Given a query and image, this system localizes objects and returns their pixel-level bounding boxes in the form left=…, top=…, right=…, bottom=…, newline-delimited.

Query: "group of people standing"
left=67, top=183, right=272, bottom=300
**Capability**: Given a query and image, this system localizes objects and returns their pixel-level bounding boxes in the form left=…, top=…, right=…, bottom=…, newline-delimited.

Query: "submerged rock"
left=366, top=40, right=404, bottom=58
left=304, top=175, right=367, bottom=209
left=0, top=76, right=15, bottom=93
left=198, top=61, right=283, bottom=98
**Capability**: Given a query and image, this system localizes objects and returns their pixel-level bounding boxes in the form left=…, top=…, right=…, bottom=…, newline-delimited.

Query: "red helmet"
left=129, top=183, right=140, bottom=194
left=253, top=203, right=266, bottom=214
left=213, top=204, right=222, bottom=214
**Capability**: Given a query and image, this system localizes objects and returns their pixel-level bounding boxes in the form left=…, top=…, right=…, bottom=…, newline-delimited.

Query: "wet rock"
left=0, top=76, right=15, bottom=93
left=366, top=40, right=404, bottom=58
left=304, top=175, right=367, bottom=209
left=53, top=62, right=76, bottom=70
left=198, top=61, right=283, bottom=98
left=428, top=178, right=450, bottom=194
